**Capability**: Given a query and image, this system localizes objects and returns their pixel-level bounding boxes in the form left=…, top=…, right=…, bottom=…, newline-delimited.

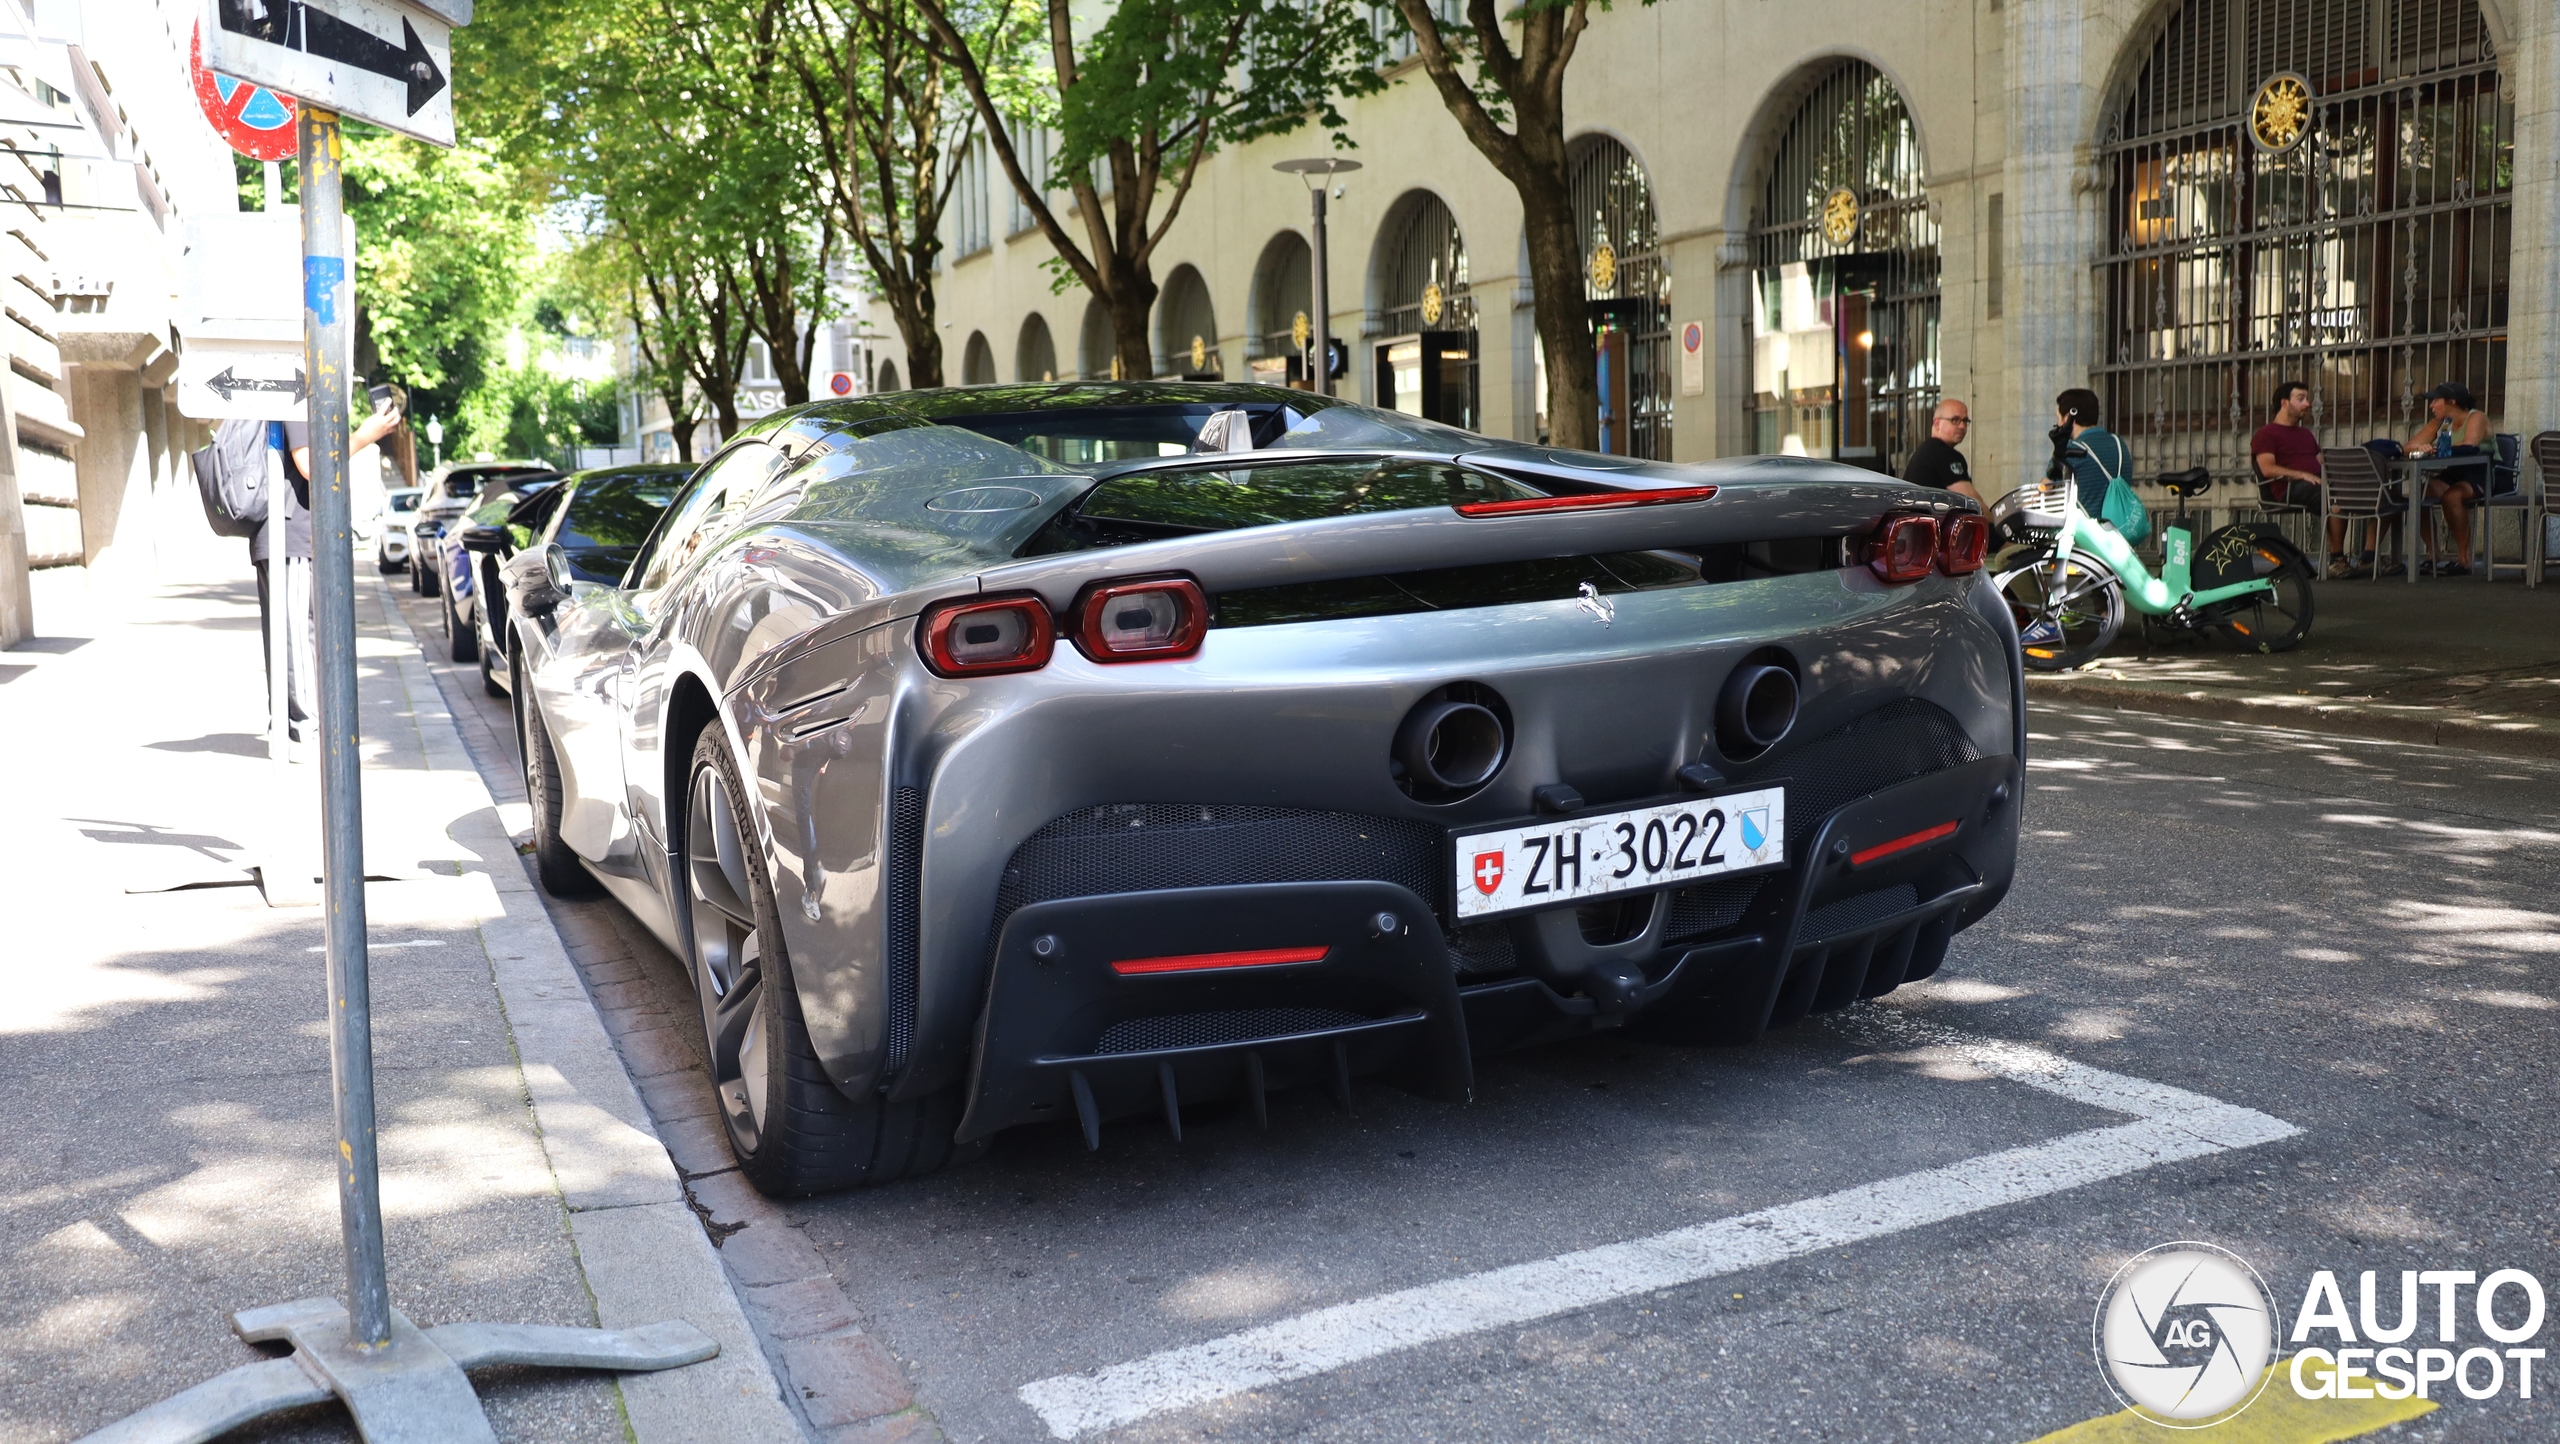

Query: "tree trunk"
left=1107, top=263, right=1159, bottom=380
left=667, top=404, right=698, bottom=463
left=902, top=316, right=946, bottom=389
left=1519, top=176, right=1598, bottom=450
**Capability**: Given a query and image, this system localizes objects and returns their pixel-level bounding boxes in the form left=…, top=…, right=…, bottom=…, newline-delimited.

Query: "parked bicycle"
left=1987, top=465, right=2317, bottom=671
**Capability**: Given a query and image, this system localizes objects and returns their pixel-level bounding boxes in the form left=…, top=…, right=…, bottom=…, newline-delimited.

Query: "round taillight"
left=1938, top=515, right=1988, bottom=576
left=1869, top=515, right=1939, bottom=584
left=1075, top=577, right=1207, bottom=662
left=920, top=595, right=1054, bottom=676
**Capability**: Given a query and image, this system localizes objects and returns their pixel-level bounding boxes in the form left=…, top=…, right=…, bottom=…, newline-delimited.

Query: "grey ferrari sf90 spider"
left=501, top=382, right=2023, bottom=1196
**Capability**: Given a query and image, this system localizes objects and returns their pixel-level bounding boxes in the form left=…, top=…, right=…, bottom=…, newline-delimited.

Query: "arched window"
left=2096, top=0, right=2512, bottom=478
left=1155, top=265, right=1221, bottom=378
left=1016, top=314, right=1058, bottom=383
left=1373, top=191, right=1476, bottom=428
left=1571, top=135, right=1670, bottom=459
left=962, top=331, right=996, bottom=385
left=1743, top=63, right=1937, bottom=473
left=1249, top=231, right=1313, bottom=385
left=1079, top=296, right=1119, bottom=380
left=876, top=360, right=901, bottom=393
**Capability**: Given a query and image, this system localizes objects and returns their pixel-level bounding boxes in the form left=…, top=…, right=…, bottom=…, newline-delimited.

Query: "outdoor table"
left=2388, top=453, right=2480, bottom=583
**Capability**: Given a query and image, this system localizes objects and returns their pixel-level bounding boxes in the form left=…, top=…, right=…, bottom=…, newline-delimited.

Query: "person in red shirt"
left=2252, top=381, right=2355, bottom=578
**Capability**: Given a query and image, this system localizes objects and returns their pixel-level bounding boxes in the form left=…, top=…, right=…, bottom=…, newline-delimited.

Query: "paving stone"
left=590, top=979, right=661, bottom=1012
left=744, top=1276, right=860, bottom=1340
left=637, top=1069, right=720, bottom=1122
left=658, top=1110, right=736, bottom=1177
left=616, top=1023, right=697, bottom=1078
left=781, top=1329, right=912, bottom=1427
left=684, top=1168, right=770, bottom=1227
left=718, top=1214, right=829, bottom=1286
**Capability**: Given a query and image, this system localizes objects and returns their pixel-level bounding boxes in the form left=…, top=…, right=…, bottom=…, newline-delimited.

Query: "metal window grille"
left=1380, top=191, right=1476, bottom=338
left=1570, top=135, right=1670, bottom=460
left=1249, top=231, right=1312, bottom=365
left=1744, top=61, right=1940, bottom=476
left=2095, top=0, right=2512, bottom=489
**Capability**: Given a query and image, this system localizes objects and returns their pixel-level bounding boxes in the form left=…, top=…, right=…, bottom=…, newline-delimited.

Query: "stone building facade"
left=0, top=0, right=236, bottom=647
left=893, top=0, right=2558, bottom=523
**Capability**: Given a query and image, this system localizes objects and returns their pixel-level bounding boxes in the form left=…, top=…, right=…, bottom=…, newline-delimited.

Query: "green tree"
left=913, top=0, right=1386, bottom=380
left=1386, top=0, right=1637, bottom=449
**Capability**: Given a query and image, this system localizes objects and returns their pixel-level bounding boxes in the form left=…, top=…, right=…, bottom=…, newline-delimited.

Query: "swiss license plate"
left=1452, top=788, right=1787, bottom=921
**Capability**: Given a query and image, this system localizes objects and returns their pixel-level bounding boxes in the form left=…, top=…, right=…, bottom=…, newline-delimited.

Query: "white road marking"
left=1015, top=1017, right=2300, bottom=1438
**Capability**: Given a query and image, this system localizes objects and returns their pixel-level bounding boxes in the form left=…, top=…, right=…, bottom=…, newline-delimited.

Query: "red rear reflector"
left=1453, top=484, right=1718, bottom=517
left=1938, top=515, right=1988, bottom=576
left=919, top=594, right=1054, bottom=677
left=1075, top=576, right=1208, bottom=662
left=1867, top=514, right=1938, bottom=583
left=1849, top=820, right=1959, bottom=867
left=1110, top=945, right=1329, bottom=976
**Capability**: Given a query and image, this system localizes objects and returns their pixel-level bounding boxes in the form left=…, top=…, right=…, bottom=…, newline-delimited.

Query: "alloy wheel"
left=687, top=766, right=770, bottom=1152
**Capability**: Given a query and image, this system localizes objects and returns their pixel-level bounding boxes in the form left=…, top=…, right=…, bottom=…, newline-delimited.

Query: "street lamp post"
left=1274, top=158, right=1361, bottom=398
left=425, top=415, right=443, bottom=470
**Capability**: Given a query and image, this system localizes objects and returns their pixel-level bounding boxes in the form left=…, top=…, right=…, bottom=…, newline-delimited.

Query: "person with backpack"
left=2051, top=388, right=2131, bottom=520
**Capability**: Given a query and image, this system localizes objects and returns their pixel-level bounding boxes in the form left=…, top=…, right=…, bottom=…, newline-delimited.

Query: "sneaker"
left=2439, top=561, right=2471, bottom=577
left=2019, top=618, right=2064, bottom=647
left=2324, top=559, right=2355, bottom=580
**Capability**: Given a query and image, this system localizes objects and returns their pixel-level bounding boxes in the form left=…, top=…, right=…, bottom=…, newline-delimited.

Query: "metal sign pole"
left=1309, top=184, right=1331, bottom=398
left=298, top=105, right=391, bottom=1352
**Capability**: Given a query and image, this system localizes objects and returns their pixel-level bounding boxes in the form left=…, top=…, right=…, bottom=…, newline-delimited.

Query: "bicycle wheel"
left=1991, top=544, right=2122, bottom=671
left=2212, top=537, right=2316, bottom=653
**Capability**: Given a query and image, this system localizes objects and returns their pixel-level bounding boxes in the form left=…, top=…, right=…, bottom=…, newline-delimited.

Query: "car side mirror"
left=542, top=542, right=575, bottom=593
left=460, top=524, right=509, bottom=554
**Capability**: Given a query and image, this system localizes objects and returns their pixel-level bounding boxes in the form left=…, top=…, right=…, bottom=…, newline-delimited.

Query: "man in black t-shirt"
left=1902, top=399, right=1978, bottom=500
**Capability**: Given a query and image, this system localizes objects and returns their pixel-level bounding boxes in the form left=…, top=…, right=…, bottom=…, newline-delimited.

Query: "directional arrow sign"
left=200, top=0, right=466, bottom=147
left=208, top=365, right=309, bottom=402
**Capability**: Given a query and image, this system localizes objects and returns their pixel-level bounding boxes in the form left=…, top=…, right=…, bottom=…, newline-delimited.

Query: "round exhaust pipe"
left=1394, top=699, right=1509, bottom=797
left=1715, top=662, right=1798, bottom=759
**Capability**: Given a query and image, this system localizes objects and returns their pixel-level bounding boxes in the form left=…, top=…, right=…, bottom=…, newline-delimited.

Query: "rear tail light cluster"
left=1866, top=514, right=1987, bottom=584
left=919, top=576, right=1209, bottom=677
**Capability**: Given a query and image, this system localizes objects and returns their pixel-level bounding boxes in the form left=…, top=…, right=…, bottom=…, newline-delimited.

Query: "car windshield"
left=1017, top=458, right=1546, bottom=555
left=928, top=400, right=1482, bottom=469
left=558, top=472, right=682, bottom=554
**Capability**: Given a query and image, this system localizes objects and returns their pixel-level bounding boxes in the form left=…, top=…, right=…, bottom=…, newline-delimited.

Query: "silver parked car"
left=502, top=383, right=2024, bottom=1196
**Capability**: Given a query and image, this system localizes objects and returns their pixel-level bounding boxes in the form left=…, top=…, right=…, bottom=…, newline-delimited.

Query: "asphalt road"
left=394, top=570, right=2558, bottom=1442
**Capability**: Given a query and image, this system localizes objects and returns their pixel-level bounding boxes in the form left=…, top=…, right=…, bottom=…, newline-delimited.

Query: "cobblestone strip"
left=384, top=577, right=942, bottom=1443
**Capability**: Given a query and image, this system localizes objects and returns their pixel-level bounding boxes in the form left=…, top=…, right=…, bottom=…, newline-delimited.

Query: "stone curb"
left=2024, top=673, right=2560, bottom=760
left=369, top=578, right=808, bottom=1442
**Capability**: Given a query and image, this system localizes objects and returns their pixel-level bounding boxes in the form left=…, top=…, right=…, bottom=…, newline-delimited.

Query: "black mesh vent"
left=1447, top=921, right=1517, bottom=977
left=1095, top=1007, right=1369, bottom=1055
left=991, top=804, right=1443, bottom=938
left=884, top=786, right=925, bottom=1075
left=1803, top=884, right=1918, bottom=940
left=1666, top=875, right=1763, bottom=941
left=1738, top=698, right=1982, bottom=852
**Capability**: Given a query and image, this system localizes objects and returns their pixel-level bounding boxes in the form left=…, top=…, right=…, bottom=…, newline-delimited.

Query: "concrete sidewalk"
left=2024, top=569, right=2560, bottom=757
left=0, top=493, right=798, bottom=1442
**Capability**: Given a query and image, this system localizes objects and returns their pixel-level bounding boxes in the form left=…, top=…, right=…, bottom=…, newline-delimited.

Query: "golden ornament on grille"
left=1821, top=188, right=1860, bottom=246
left=1587, top=243, right=1617, bottom=293
left=1419, top=282, right=1444, bottom=327
left=2250, top=73, right=2313, bottom=152
left=1291, top=311, right=1310, bottom=350
left=1190, top=335, right=1207, bottom=371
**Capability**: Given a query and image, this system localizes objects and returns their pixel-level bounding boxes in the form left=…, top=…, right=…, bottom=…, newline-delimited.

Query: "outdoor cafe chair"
left=2474, top=432, right=2533, bottom=585
left=2247, top=455, right=2318, bottom=555
left=2319, top=445, right=2396, bottom=582
left=2534, top=432, right=2560, bottom=584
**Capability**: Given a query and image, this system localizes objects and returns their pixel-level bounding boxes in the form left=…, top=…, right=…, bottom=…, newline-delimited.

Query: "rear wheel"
left=1992, top=543, right=2122, bottom=672
left=441, top=586, right=479, bottom=663
left=414, top=547, right=438, bottom=596
left=2211, top=538, right=2315, bottom=654
left=520, top=691, right=600, bottom=898
left=682, top=726, right=975, bottom=1196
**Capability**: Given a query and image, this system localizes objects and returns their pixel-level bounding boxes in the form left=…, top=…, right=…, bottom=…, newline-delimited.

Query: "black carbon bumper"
left=954, top=753, right=2020, bottom=1145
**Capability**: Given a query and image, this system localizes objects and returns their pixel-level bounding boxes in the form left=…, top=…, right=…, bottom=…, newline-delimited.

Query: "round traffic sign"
left=828, top=371, right=856, bottom=396
left=190, top=21, right=298, bottom=161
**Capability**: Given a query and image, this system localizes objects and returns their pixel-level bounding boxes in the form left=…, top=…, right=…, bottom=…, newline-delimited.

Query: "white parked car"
left=374, top=487, right=425, bottom=572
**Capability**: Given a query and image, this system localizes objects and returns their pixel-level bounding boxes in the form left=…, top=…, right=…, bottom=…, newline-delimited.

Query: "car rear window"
left=1017, top=458, right=1545, bottom=555
left=557, top=474, right=680, bottom=552
left=388, top=493, right=419, bottom=511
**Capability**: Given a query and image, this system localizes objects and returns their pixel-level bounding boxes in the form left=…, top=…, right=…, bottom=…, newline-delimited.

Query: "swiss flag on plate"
left=1470, top=851, right=1505, bottom=896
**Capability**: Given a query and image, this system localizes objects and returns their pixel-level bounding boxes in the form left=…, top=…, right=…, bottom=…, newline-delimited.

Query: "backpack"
left=190, top=418, right=270, bottom=538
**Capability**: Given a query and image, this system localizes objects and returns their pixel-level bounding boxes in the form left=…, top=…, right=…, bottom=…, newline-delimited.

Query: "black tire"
left=1991, top=542, right=2122, bottom=671
left=414, top=549, right=438, bottom=596
left=442, top=586, right=480, bottom=663
left=680, top=725, right=978, bottom=1196
left=2211, top=537, right=2316, bottom=654
left=521, top=691, right=601, bottom=898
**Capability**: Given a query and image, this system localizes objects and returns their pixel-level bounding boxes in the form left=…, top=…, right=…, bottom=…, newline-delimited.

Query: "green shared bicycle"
left=1987, top=465, right=2317, bottom=672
